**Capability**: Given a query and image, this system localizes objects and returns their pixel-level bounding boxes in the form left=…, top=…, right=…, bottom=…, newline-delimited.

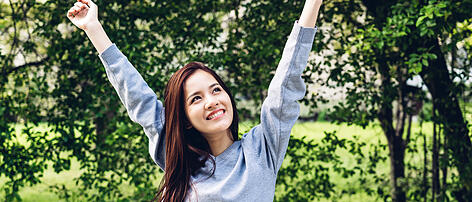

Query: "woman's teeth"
left=207, top=110, right=224, bottom=120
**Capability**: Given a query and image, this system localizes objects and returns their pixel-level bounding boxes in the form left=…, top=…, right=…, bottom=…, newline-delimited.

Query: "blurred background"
left=1, top=0, right=471, bottom=201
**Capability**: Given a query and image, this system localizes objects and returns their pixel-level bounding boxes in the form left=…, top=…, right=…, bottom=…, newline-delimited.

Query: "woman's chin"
left=200, top=121, right=232, bottom=137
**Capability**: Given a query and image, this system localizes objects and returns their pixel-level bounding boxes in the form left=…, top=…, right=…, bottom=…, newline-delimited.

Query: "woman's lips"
left=206, top=109, right=225, bottom=120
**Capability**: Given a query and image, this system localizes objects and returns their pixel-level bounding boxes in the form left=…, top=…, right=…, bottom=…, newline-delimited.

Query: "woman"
left=67, top=0, right=322, bottom=201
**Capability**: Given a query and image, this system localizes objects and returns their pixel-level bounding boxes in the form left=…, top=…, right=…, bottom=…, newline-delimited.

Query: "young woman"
left=67, top=0, right=322, bottom=201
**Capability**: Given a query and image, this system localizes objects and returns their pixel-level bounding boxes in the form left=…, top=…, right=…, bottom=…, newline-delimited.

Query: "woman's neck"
left=203, top=130, right=234, bottom=157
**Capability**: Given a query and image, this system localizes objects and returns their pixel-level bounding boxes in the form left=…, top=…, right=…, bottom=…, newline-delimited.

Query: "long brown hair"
left=154, top=62, right=239, bottom=202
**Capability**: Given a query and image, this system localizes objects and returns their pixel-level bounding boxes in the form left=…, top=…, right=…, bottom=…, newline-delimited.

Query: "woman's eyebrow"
left=186, top=83, right=220, bottom=102
left=208, top=83, right=220, bottom=89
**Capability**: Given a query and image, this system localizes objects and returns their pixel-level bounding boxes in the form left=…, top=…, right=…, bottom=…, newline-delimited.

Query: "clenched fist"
left=67, top=0, right=99, bottom=31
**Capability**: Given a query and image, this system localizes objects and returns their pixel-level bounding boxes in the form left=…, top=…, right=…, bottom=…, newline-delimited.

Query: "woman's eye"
left=191, top=96, right=201, bottom=103
left=213, top=87, right=221, bottom=93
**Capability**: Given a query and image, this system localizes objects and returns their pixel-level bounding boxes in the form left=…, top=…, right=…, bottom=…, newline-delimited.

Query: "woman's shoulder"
left=239, top=125, right=267, bottom=153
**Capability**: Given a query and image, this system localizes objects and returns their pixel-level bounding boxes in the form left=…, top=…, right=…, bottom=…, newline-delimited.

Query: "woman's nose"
left=205, top=96, right=219, bottom=110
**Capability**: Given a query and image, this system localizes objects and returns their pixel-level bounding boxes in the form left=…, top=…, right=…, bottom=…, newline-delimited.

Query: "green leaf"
left=422, top=59, right=429, bottom=67
left=416, top=16, right=426, bottom=27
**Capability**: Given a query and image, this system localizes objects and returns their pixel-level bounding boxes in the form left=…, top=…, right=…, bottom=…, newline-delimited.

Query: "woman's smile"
left=207, top=109, right=225, bottom=120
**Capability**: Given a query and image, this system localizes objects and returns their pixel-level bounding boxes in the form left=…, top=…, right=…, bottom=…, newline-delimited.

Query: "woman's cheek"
left=186, top=106, right=197, bottom=125
left=193, top=104, right=204, bottom=122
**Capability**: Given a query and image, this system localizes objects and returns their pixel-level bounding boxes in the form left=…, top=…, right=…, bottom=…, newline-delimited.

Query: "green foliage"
left=314, top=0, right=471, bottom=126
left=276, top=131, right=389, bottom=201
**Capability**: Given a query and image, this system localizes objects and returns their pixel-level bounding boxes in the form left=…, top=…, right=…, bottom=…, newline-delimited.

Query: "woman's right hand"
left=67, top=0, right=99, bottom=31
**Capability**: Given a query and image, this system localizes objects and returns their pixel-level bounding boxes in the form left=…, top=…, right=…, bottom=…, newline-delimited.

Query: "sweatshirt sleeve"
left=243, top=21, right=316, bottom=173
left=98, top=44, right=166, bottom=170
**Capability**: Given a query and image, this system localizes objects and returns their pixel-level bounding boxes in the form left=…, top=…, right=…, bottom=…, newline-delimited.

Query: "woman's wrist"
left=299, top=0, right=322, bottom=28
left=83, top=20, right=102, bottom=35
left=84, top=21, right=113, bottom=54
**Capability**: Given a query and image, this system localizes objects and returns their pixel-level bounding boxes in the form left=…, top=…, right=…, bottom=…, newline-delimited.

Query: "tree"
left=313, top=0, right=472, bottom=201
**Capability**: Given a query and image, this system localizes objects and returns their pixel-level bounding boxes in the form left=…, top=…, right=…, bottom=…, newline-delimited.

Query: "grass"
left=0, top=120, right=465, bottom=201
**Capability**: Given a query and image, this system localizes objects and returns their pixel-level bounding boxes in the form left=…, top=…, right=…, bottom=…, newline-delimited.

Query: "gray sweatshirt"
left=98, top=21, right=316, bottom=201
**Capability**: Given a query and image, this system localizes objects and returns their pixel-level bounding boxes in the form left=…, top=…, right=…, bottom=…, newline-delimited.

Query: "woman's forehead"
left=184, top=70, right=219, bottom=94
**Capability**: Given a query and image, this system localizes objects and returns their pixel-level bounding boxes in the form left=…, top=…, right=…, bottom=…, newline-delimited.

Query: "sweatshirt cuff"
left=98, top=44, right=123, bottom=66
left=293, top=20, right=317, bottom=44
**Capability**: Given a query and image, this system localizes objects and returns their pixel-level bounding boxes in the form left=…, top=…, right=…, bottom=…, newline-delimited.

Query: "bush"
left=276, top=131, right=389, bottom=201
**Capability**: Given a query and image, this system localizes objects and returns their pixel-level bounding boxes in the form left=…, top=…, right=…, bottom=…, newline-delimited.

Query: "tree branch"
left=3, top=56, right=50, bottom=76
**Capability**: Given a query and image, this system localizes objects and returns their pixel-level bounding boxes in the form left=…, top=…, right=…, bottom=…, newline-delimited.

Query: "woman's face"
left=183, top=69, right=234, bottom=137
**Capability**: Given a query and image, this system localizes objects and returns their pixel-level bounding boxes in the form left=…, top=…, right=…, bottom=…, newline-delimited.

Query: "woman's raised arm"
left=67, top=0, right=112, bottom=54
left=66, top=0, right=166, bottom=169
left=242, top=0, right=322, bottom=173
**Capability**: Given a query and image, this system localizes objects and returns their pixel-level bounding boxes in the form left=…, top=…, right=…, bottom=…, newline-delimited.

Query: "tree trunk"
left=94, top=107, right=116, bottom=171
left=377, top=61, right=407, bottom=202
left=387, top=135, right=407, bottom=202
left=441, top=127, right=448, bottom=201
left=421, top=119, right=428, bottom=202
left=419, top=37, right=472, bottom=201
left=362, top=1, right=409, bottom=200
left=432, top=108, right=440, bottom=201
